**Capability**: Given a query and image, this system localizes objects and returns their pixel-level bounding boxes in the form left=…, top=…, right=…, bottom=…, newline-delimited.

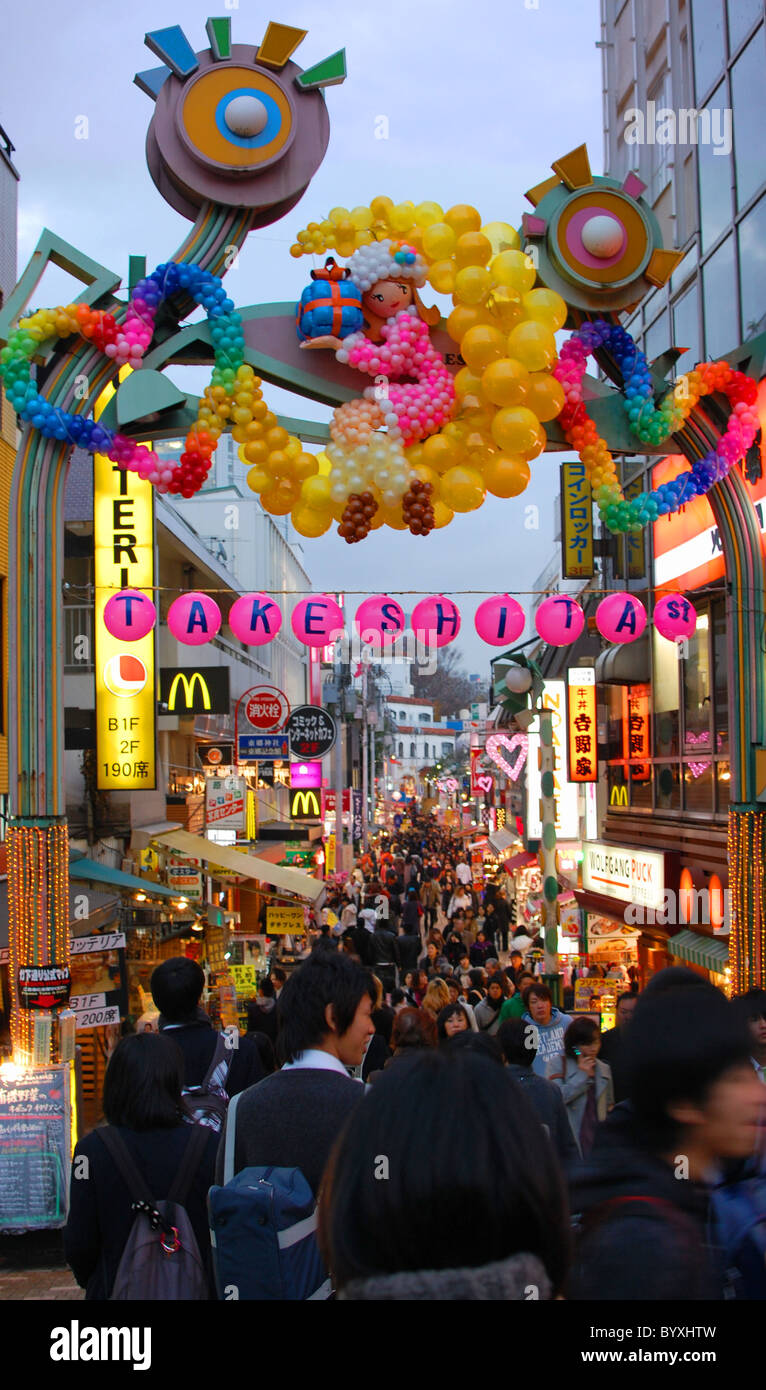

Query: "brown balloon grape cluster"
left=338, top=491, right=378, bottom=544
left=402, top=479, right=435, bottom=536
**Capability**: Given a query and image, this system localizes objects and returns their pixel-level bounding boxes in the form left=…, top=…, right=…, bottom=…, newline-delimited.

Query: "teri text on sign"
left=94, top=400, right=156, bottom=790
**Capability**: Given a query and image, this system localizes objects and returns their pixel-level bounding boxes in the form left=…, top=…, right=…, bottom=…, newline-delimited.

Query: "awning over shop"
left=153, top=829, right=325, bottom=904
left=488, top=828, right=515, bottom=856
left=69, top=857, right=179, bottom=900
left=594, top=635, right=650, bottom=685
left=504, top=850, right=538, bottom=872
left=669, top=929, right=729, bottom=973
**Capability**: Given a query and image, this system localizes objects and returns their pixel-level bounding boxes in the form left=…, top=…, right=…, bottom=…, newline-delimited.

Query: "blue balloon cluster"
left=296, top=276, right=364, bottom=342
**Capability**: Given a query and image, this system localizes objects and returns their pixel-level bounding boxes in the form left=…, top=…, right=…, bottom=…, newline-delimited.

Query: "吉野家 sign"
left=266, top=905, right=306, bottom=934
left=582, top=841, right=665, bottom=911
left=287, top=705, right=337, bottom=759
left=560, top=462, right=594, bottom=580
left=94, top=416, right=156, bottom=790
left=159, top=666, right=230, bottom=715
left=566, top=668, right=598, bottom=783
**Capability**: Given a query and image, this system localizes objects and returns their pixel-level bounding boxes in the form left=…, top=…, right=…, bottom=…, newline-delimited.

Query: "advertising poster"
left=69, top=933, right=127, bottom=1029
left=206, top=775, right=246, bottom=831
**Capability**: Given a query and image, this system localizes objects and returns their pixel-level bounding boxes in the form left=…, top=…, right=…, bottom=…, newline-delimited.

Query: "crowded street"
left=0, top=0, right=764, bottom=1365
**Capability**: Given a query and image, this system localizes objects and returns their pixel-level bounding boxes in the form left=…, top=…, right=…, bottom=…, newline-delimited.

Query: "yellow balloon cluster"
left=207, top=365, right=323, bottom=529
left=284, top=200, right=570, bottom=538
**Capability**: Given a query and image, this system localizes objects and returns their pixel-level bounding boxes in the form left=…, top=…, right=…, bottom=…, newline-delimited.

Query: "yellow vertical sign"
left=94, top=380, right=156, bottom=789
left=560, top=462, right=594, bottom=579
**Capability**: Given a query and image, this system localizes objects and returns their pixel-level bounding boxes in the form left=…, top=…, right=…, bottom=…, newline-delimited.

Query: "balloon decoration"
left=553, top=320, right=760, bottom=533
left=228, top=593, right=283, bottom=646
left=595, top=592, right=647, bottom=644
left=474, top=594, right=525, bottom=646
left=284, top=201, right=567, bottom=542
left=291, top=594, right=345, bottom=647
left=103, top=590, right=156, bottom=642
left=653, top=592, right=698, bottom=642
left=535, top=596, right=585, bottom=646
left=3, top=248, right=758, bottom=549
left=0, top=261, right=324, bottom=505
left=354, top=595, right=406, bottom=645
left=100, top=586, right=699, bottom=657
left=167, top=592, right=222, bottom=646
left=410, top=595, right=461, bottom=648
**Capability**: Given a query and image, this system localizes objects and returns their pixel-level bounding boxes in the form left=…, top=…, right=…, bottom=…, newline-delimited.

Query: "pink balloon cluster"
left=101, top=587, right=698, bottom=651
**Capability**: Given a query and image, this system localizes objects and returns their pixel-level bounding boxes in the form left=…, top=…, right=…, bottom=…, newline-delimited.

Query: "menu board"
left=0, top=1065, right=72, bottom=1232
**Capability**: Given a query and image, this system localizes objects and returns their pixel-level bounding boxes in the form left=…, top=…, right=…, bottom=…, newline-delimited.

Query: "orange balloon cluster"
left=284, top=199, right=570, bottom=538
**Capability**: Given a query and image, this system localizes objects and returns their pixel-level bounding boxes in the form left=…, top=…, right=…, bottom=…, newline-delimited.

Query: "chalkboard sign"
left=0, top=1065, right=72, bottom=1232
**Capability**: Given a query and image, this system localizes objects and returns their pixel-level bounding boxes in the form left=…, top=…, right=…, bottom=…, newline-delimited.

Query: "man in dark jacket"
left=485, top=897, right=511, bottom=955
left=215, top=950, right=375, bottom=1194
left=151, top=957, right=265, bottom=1103
left=369, top=917, right=401, bottom=995
left=397, top=924, right=421, bottom=977
left=568, top=982, right=763, bottom=1300
left=597, top=989, right=638, bottom=1103
left=497, top=1018, right=579, bottom=1165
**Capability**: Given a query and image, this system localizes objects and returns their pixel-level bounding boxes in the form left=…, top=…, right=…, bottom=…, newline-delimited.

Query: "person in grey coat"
left=547, top=1016, right=614, bottom=1157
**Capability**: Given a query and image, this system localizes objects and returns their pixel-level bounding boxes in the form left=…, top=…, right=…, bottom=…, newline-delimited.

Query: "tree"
left=410, top=647, right=482, bottom=719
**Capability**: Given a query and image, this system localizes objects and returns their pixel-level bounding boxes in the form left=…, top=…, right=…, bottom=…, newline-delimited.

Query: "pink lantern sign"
left=103, top=589, right=156, bottom=642
left=535, top=595, right=585, bottom=646
left=485, top=733, right=529, bottom=782
left=292, top=594, right=344, bottom=647
left=410, top=595, right=461, bottom=648
left=229, top=593, right=282, bottom=646
left=474, top=594, right=525, bottom=646
left=653, top=592, right=697, bottom=641
left=167, top=592, right=221, bottom=646
left=354, top=595, right=405, bottom=645
left=596, top=592, right=647, bottom=644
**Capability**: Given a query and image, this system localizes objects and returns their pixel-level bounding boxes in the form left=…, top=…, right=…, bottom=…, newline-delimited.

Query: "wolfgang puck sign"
left=18, top=965, right=71, bottom=1009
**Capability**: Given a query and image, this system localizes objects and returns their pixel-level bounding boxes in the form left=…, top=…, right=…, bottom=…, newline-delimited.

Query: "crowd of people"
left=63, top=813, right=766, bottom=1302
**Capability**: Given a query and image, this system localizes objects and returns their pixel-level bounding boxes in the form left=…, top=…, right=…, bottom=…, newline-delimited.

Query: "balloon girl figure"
left=300, top=239, right=453, bottom=448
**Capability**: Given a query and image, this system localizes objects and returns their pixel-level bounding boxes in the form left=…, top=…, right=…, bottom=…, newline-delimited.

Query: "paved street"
left=0, top=1234, right=83, bottom=1300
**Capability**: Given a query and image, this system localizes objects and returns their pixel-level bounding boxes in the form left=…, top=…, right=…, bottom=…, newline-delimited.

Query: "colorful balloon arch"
left=1, top=202, right=758, bottom=546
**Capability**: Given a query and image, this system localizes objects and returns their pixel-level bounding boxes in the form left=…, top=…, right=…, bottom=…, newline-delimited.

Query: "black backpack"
left=98, top=1124, right=211, bottom=1300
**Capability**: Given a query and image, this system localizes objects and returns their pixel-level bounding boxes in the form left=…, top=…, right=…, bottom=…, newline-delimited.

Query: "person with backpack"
left=151, top=957, right=265, bottom=1131
left=64, top=1033, right=219, bottom=1299
left=214, top=949, right=374, bottom=1195
left=568, top=982, right=764, bottom=1300
left=209, top=950, right=375, bottom=1300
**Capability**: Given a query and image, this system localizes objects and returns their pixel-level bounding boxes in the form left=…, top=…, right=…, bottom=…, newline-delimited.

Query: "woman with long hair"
left=319, top=1049, right=570, bottom=1299
left=64, top=1033, right=219, bottom=1299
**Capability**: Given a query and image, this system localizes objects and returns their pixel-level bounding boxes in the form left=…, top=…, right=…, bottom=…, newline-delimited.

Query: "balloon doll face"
left=362, top=278, right=414, bottom=319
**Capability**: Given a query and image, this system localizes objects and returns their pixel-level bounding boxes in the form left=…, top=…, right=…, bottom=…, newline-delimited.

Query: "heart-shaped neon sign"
left=485, top=733, right=529, bottom=782
left=476, top=773, right=494, bottom=794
